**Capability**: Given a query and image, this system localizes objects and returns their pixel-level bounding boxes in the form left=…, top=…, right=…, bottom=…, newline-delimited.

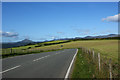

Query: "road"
left=2, top=49, right=77, bottom=78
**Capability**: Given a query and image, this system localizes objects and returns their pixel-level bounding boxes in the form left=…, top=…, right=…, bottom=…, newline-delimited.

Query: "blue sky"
left=2, top=2, right=118, bottom=42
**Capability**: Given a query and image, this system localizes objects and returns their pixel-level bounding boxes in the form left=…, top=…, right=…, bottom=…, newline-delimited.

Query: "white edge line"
left=0, top=65, right=21, bottom=74
left=64, top=49, right=78, bottom=79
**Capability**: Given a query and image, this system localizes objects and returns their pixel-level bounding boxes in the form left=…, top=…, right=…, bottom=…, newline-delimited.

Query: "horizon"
left=2, top=2, right=118, bottom=42
left=1, top=33, right=118, bottom=43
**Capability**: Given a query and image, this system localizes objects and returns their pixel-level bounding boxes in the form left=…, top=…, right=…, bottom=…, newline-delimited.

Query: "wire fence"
left=2, top=48, right=45, bottom=58
left=80, top=47, right=118, bottom=79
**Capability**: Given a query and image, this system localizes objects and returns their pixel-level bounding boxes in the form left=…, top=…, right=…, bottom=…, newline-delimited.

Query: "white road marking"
left=45, top=55, right=50, bottom=57
left=64, top=49, right=78, bottom=79
left=33, top=55, right=50, bottom=61
left=33, top=57, right=43, bottom=61
left=55, top=52, right=61, bottom=54
left=0, top=65, right=21, bottom=74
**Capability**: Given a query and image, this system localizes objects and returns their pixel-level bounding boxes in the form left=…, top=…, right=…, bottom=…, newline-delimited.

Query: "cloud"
left=46, top=34, right=59, bottom=39
left=39, top=38, right=47, bottom=40
left=102, top=14, right=120, bottom=22
left=56, top=32, right=64, bottom=34
left=22, top=35, right=30, bottom=39
left=74, top=29, right=91, bottom=36
left=0, top=30, right=19, bottom=37
left=51, top=36, right=59, bottom=39
left=92, top=30, right=114, bottom=35
left=74, top=28, right=90, bottom=34
left=51, top=36, right=55, bottom=39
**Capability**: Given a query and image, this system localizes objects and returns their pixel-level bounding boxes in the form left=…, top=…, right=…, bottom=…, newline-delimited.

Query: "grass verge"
left=1, top=49, right=63, bottom=58
left=71, top=48, right=118, bottom=79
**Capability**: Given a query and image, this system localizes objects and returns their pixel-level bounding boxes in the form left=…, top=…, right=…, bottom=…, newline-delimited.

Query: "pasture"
left=2, top=40, right=118, bottom=63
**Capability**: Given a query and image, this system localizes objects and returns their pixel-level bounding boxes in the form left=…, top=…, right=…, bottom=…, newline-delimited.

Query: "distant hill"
left=18, top=39, right=33, bottom=44
left=56, top=34, right=118, bottom=40
left=84, top=34, right=118, bottom=39
left=1, top=34, right=119, bottom=48
left=2, top=39, right=36, bottom=48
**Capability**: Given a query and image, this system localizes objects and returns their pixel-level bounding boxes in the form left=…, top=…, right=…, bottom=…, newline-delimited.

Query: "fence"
left=2, top=48, right=45, bottom=58
left=80, top=47, right=118, bottom=79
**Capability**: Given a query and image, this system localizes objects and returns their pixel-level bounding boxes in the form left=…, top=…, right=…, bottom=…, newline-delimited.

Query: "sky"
left=2, top=0, right=120, bottom=2
left=2, top=2, right=118, bottom=42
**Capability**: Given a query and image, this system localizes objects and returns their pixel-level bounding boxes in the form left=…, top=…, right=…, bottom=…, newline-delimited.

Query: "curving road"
left=2, top=49, right=77, bottom=78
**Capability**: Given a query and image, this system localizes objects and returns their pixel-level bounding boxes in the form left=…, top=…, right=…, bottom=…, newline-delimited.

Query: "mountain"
left=2, top=39, right=35, bottom=48
left=83, top=34, right=118, bottom=39
left=18, top=39, right=33, bottom=44
left=1, top=34, right=119, bottom=49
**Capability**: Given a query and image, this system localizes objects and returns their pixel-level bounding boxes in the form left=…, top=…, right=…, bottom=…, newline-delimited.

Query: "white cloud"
left=51, top=36, right=59, bottom=39
left=0, top=30, right=19, bottom=37
left=102, top=14, right=120, bottom=22
left=74, top=28, right=90, bottom=34
left=51, top=36, right=55, bottom=39
left=57, top=32, right=63, bottom=34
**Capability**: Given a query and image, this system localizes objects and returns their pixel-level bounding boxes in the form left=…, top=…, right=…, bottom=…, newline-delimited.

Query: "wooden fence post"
left=98, top=53, right=101, bottom=72
left=81, top=47, right=83, bottom=53
left=10, top=48, right=12, bottom=54
left=85, top=48, right=87, bottom=53
left=93, top=50, right=94, bottom=60
left=109, top=58, right=112, bottom=80
left=13, top=49, right=16, bottom=53
left=4, top=50, right=6, bottom=54
left=89, top=49, right=90, bottom=55
left=87, top=49, right=88, bottom=53
left=22, top=49, right=24, bottom=53
left=85, top=48, right=86, bottom=53
left=84, top=48, right=86, bottom=53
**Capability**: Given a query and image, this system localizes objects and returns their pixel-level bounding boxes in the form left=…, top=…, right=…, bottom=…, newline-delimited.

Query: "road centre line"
left=33, top=55, right=50, bottom=62
left=0, top=65, right=21, bottom=74
left=45, top=55, right=50, bottom=57
left=2, top=55, right=51, bottom=73
left=1, top=50, right=67, bottom=74
left=56, top=53, right=58, bottom=54
left=33, top=57, right=44, bottom=62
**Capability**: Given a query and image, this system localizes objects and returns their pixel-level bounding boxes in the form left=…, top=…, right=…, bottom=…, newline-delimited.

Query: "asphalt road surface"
left=2, top=49, right=77, bottom=78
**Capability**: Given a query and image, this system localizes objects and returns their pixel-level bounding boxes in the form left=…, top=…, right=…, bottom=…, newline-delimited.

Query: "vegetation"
left=30, top=40, right=118, bottom=63
left=1, top=39, right=118, bottom=78
left=1, top=40, right=70, bottom=58
left=2, top=40, right=118, bottom=63
left=71, top=48, right=118, bottom=78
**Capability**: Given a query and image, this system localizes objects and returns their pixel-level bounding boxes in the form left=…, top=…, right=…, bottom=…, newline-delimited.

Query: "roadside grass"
left=71, top=49, right=94, bottom=78
left=2, top=48, right=63, bottom=58
left=71, top=48, right=118, bottom=79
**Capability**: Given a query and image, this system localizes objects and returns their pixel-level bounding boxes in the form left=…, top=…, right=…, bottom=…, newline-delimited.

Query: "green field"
left=2, top=40, right=118, bottom=63
left=12, top=40, right=67, bottom=49
left=32, top=40, right=118, bottom=63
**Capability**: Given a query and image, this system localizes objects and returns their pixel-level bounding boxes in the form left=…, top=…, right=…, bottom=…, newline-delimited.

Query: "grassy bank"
left=1, top=49, right=63, bottom=58
left=71, top=48, right=118, bottom=79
